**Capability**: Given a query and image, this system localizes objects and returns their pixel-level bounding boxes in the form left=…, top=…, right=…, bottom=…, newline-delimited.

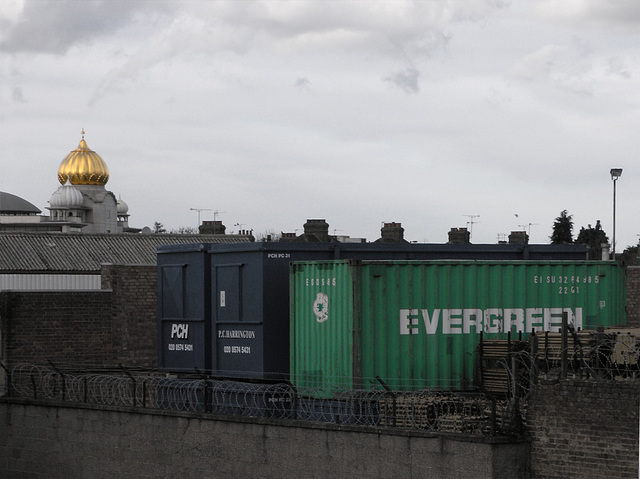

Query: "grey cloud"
left=188, top=1, right=499, bottom=59
left=295, top=77, right=311, bottom=91
left=6, top=1, right=506, bottom=106
left=2, top=1, right=506, bottom=59
left=608, top=57, right=632, bottom=79
left=12, top=86, right=26, bottom=103
left=385, top=67, right=420, bottom=94
left=510, top=39, right=598, bottom=95
left=0, top=0, right=174, bottom=54
left=535, top=1, right=640, bottom=30
left=510, top=44, right=563, bottom=81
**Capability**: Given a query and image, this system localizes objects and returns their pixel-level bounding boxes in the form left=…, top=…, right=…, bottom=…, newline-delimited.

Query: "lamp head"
left=611, top=168, right=623, bottom=180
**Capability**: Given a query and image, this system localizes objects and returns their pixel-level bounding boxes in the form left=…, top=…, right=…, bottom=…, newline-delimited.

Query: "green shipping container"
left=290, top=260, right=626, bottom=392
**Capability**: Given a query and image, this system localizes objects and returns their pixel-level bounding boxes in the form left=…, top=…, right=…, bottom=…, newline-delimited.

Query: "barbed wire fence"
left=4, top=325, right=639, bottom=437
left=5, top=363, right=522, bottom=436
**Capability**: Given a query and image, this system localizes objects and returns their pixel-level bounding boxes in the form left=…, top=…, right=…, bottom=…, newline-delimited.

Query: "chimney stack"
left=508, top=230, right=528, bottom=244
left=377, top=222, right=407, bottom=243
left=303, top=219, right=330, bottom=242
left=448, top=227, right=470, bottom=244
left=199, top=220, right=226, bottom=235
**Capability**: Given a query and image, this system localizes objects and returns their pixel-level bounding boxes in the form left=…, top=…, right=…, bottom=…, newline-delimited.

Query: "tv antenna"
left=518, top=222, right=539, bottom=237
left=190, top=208, right=211, bottom=227
left=463, top=215, right=480, bottom=239
left=213, top=210, right=226, bottom=221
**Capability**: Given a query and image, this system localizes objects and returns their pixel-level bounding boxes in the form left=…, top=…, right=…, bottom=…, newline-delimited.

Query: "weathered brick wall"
left=0, top=264, right=157, bottom=370
left=0, top=291, right=113, bottom=368
left=625, top=266, right=640, bottom=327
left=527, top=379, right=640, bottom=479
left=0, top=400, right=530, bottom=479
left=101, top=264, right=157, bottom=368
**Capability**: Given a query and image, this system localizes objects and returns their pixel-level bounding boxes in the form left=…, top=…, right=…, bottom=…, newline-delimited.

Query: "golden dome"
left=58, top=131, right=109, bottom=186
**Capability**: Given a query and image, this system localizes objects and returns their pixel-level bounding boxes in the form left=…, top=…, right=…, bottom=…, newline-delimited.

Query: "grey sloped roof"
left=0, top=233, right=252, bottom=272
left=0, top=192, right=41, bottom=214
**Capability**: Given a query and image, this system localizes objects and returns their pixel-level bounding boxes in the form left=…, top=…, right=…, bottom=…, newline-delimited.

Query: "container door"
left=213, top=263, right=263, bottom=377
left=158, top=264, right=206, bottom=371
left=216, top=264, right=242, bottom=323
left=290, top=261, right=356, bottom=395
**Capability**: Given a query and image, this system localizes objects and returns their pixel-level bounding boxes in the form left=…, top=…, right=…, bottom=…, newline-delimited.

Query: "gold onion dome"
left=58, top=131, right=109, bottom=186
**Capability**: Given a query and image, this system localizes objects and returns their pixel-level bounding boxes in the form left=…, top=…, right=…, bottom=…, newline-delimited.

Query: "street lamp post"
left=610, top=168, right=623, bottom=258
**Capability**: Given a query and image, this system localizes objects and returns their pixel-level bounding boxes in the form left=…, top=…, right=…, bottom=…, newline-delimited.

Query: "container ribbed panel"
left=291, top=260, right=626, bottom=392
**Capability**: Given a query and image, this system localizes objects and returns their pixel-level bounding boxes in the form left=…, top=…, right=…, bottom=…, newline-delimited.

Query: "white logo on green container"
left=313, top=293, right=329, bottom=323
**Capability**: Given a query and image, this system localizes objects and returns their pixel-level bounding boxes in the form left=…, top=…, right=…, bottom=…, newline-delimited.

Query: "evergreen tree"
left=550, top=210, right=573, bottom=244
left=619, top=244, right=640, bottom=265
left=576, top=220, right=609, bottom=260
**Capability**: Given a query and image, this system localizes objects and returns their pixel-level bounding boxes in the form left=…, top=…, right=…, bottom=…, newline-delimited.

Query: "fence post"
left=530, top=330, right=538, bottom=388
left=561, top=312, right=568, bottom=379
left=142, top=379, right=147, bottom=408
left=204, top=380, right=212, bottom=414
left=48, top=360, right=65, bottom=401
left=595, top=325, right=605, bottom=378
left=0, top=362, right=10, bottom=398
left=376, top=376, right=396, bottom=428
left=477, top=331, right=484, bottom=390
left=121, top=366, right=136, bottom=407
left=544, top=331, right=549, bottom=375
left=490, top=398, right=496, bottom=436
left=511, top=354, right=518, bottom=398
left=30, top=372, right=37, bottom=400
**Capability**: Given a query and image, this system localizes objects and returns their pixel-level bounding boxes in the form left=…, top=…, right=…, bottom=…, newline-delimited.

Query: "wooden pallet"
left=379, top=395, right=483, bottom=430
left=536, top=330, right=593, bottom=362
left=478, top=338, right=530, bottom=394
left=481, top=368, right=510, bottom=394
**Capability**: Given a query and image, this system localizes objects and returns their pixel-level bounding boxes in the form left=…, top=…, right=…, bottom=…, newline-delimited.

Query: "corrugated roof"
left=0, top=233, right=252, bottom=272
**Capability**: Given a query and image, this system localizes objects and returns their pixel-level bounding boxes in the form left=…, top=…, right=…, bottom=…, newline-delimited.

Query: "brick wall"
left=527, top=379, right=640, bottom=479
left=101, top=264, right=157, bottom=367
left=0, top=264, right=157, bottom=370
left=0, top=291, right=113, bottom=368
left=0, top=400, right=530, bottom=479
left=626, top=266, right=640, bottom=327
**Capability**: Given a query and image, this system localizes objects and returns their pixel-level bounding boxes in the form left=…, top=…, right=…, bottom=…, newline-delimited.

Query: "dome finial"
left=81, top=129, right=85, bottom=140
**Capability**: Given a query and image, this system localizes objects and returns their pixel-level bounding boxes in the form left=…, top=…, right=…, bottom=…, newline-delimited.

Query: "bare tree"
left=255, top=229, right=282, bottom=242
left=169, top=226, right=198, bottom=234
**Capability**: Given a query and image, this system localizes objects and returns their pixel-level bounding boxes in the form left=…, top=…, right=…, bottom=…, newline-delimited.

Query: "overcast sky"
left=1, top=0, right=639, bottom=248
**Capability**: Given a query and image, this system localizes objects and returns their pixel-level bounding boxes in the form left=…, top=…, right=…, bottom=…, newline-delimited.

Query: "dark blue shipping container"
left=157, top=241, right=588, bottom=378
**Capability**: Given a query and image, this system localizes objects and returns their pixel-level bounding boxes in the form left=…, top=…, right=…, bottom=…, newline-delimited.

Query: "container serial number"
left=305, top=278, right=337, bottom=286
left=534, top=275, right=598, bottom=285
left=558, top=286, right=579, bottom=295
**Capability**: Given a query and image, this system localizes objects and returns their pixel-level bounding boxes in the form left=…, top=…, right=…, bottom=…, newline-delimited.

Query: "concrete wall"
left=527, top=379, right=640, bottom=479
left=0, top=399, right=530, bottom=479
